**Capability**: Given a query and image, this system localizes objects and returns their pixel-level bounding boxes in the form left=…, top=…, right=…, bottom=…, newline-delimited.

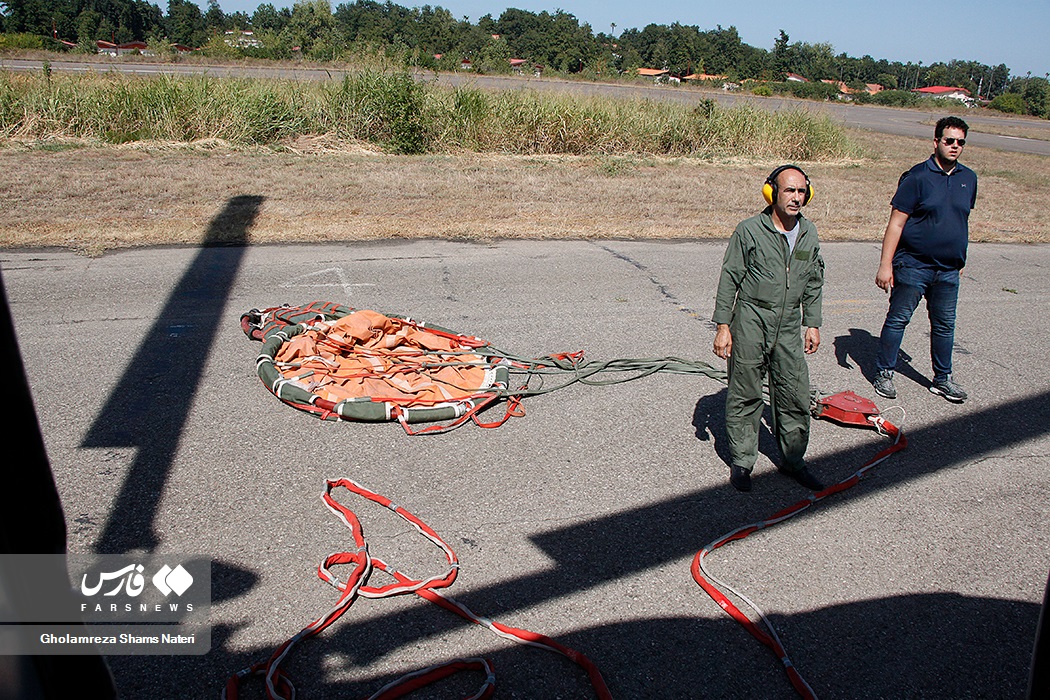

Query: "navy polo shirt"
left=891, top=155, right=977, bottom=270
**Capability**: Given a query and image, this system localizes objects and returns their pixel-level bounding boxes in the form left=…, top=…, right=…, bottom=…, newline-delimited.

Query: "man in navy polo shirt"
left=872, top=116, right=977, bottom=403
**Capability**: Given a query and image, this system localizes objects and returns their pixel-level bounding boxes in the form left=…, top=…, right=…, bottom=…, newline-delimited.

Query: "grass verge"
left=0, top=69, right=859, bottom=160
left=0, top=128, right=1045, bottom=255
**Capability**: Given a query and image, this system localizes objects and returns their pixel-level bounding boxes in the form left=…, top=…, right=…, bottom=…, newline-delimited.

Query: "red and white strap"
left=691, top=417, right=907, bottom=699
left=224, top=478, right=611, bottom=700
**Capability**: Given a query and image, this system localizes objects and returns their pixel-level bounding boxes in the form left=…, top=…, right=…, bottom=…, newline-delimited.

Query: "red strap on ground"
left=367, top=658, right=495, bottom=699
left=691, top=418, right=907, bottom=699
left=224, top=478, right=611, bottom=700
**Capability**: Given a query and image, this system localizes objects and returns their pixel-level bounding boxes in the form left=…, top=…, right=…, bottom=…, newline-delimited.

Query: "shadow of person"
left=834, top=327, right=881, bottom=379
left=692, top=388, right=780, bottom=474
left=834, top=327, right=924, bottom=387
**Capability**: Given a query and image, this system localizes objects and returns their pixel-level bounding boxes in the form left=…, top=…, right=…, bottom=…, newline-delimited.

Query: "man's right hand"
left=876, top=209, right=907, bottom=293
left=876, top=262, right=894, bottom=292
left=713, top=324, right=732, bottom=360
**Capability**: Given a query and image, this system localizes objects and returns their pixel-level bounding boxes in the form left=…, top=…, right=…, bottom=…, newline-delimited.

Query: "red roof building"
left=96, top=40, right=148, bottom=56
left=913, top=86, right=973, bottom=102
left=914, top=86, right=971, bottom=96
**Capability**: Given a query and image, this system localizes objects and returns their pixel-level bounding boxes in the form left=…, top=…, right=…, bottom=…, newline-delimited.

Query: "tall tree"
left=252, top=3, right=289, bottom=32
left=772, top=29, right=790, bottom=75
left=1, top=0, right=53, bottom=35
left=204, top=0, right=226, bottom=33
left=166, top=0, right=206, bottom=46
left=282, top=0, right=339, bottom=55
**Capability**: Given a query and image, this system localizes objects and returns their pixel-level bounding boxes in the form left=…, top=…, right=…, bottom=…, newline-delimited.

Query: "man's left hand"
left=804, top=327, right=820, bottom=354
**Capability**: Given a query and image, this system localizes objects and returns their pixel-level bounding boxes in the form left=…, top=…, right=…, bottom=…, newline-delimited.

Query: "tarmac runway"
left=3, top=237, right=1048, bottom=698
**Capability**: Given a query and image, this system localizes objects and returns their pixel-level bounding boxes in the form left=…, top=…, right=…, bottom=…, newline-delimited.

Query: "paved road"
left=4, top=57, right=1050, bottom=156
left=3, top=237, right=1047, bottom=698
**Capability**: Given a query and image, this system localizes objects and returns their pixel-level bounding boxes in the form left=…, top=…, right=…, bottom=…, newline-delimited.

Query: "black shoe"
left=872, top=370, right=896, bottom=399
left=929, top=375, right=967, bottom=403
left=730, top=465, right=752, bottom=492
left=785, top=466, right=824, bottom=491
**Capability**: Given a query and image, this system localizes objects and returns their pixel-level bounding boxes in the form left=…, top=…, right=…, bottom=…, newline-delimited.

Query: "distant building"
left=224, top=30, right=262, bottom=49
left=785, top=72, right=809, bottom=82
left=821, top=79, right=885, bottom=96
left=637, top=67, right=669, bottom=82
left=821, top=79, right=850, bottom=93
left=683, top=73, right=729, bottom=82
left=913, top=86, right=973, bottom=102
left=96, top=40, right=149, bottom=56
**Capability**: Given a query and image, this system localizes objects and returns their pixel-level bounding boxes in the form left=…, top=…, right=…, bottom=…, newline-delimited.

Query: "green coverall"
left=713, top=208, right=825, bottom=474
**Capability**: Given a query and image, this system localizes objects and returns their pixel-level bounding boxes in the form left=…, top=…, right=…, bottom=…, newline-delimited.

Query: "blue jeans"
left=876, top=265, right=960, bottom=382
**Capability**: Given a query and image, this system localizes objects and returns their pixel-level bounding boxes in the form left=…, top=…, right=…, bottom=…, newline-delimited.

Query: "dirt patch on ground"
left=1, top=128, right=1046, bottom=254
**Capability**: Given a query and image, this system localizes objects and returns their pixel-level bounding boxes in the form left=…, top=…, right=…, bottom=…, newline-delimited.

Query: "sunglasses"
left=941, top=137, right=966, bottom=146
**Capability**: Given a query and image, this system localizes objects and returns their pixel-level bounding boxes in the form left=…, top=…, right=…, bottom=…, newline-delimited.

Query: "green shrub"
left=751, top=85, right=773, bottom=97
left=870, top=89, right=920, bottom=107
left=199, top=34, right=241, bottom=60
left=323, top=71, right=433, bottom=154
left=781, top=81, right=841, bottom=101
left=0, top=32, right=47, bottom=50
left=989, top=93, right=1028, bottom=115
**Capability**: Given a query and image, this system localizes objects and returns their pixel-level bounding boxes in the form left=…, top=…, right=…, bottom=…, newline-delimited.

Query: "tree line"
left=2, top=0, right=1047, bottom=116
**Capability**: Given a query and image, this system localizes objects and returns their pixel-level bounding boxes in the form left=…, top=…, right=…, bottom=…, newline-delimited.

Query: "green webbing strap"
left=484, top=349, right=819, bottom=411
left=485, top=351, right=729, bottom=398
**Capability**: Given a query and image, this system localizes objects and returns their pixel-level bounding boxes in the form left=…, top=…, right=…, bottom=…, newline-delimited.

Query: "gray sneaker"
left=872, top=371, right=896, bottom=399
left=930, top=375, right=967, bottom=403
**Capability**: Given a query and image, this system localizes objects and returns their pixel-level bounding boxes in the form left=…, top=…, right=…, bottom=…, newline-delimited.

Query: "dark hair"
left=935, top=116, right=969, bottom=139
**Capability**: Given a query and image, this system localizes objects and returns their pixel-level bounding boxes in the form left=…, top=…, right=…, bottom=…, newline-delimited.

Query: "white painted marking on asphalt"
left=280, top=267, right=375, bottom=299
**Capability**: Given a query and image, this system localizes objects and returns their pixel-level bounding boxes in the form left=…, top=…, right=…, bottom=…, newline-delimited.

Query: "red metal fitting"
left=814, top=390, right=880, bottom=428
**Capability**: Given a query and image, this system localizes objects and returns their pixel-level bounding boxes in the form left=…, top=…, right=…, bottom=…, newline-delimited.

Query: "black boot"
left=730, top=465, right=752, bottom=492
left=784, top=466, right=824, bottom=491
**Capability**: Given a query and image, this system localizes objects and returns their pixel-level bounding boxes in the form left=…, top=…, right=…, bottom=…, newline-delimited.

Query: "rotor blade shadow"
left=99, top=589, right=1040, bottom=698
left=82, top=195, right=264, bottom=553
left=290, top=592, right=1040, bottom=699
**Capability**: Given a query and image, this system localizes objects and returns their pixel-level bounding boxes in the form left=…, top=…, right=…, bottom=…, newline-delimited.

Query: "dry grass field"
left=1, top=127, right=1047, bottom=255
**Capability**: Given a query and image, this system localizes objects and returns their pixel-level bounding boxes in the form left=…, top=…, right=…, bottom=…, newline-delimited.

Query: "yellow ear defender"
left=762, top=164, right=814, bottom=206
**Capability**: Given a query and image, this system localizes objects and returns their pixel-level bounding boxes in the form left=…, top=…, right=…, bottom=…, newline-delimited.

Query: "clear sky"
left=200, top=0, right=1049, bottom=77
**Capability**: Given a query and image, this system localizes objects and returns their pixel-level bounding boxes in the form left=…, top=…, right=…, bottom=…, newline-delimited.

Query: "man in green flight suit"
left=712, top=165, right=826, bottom=493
